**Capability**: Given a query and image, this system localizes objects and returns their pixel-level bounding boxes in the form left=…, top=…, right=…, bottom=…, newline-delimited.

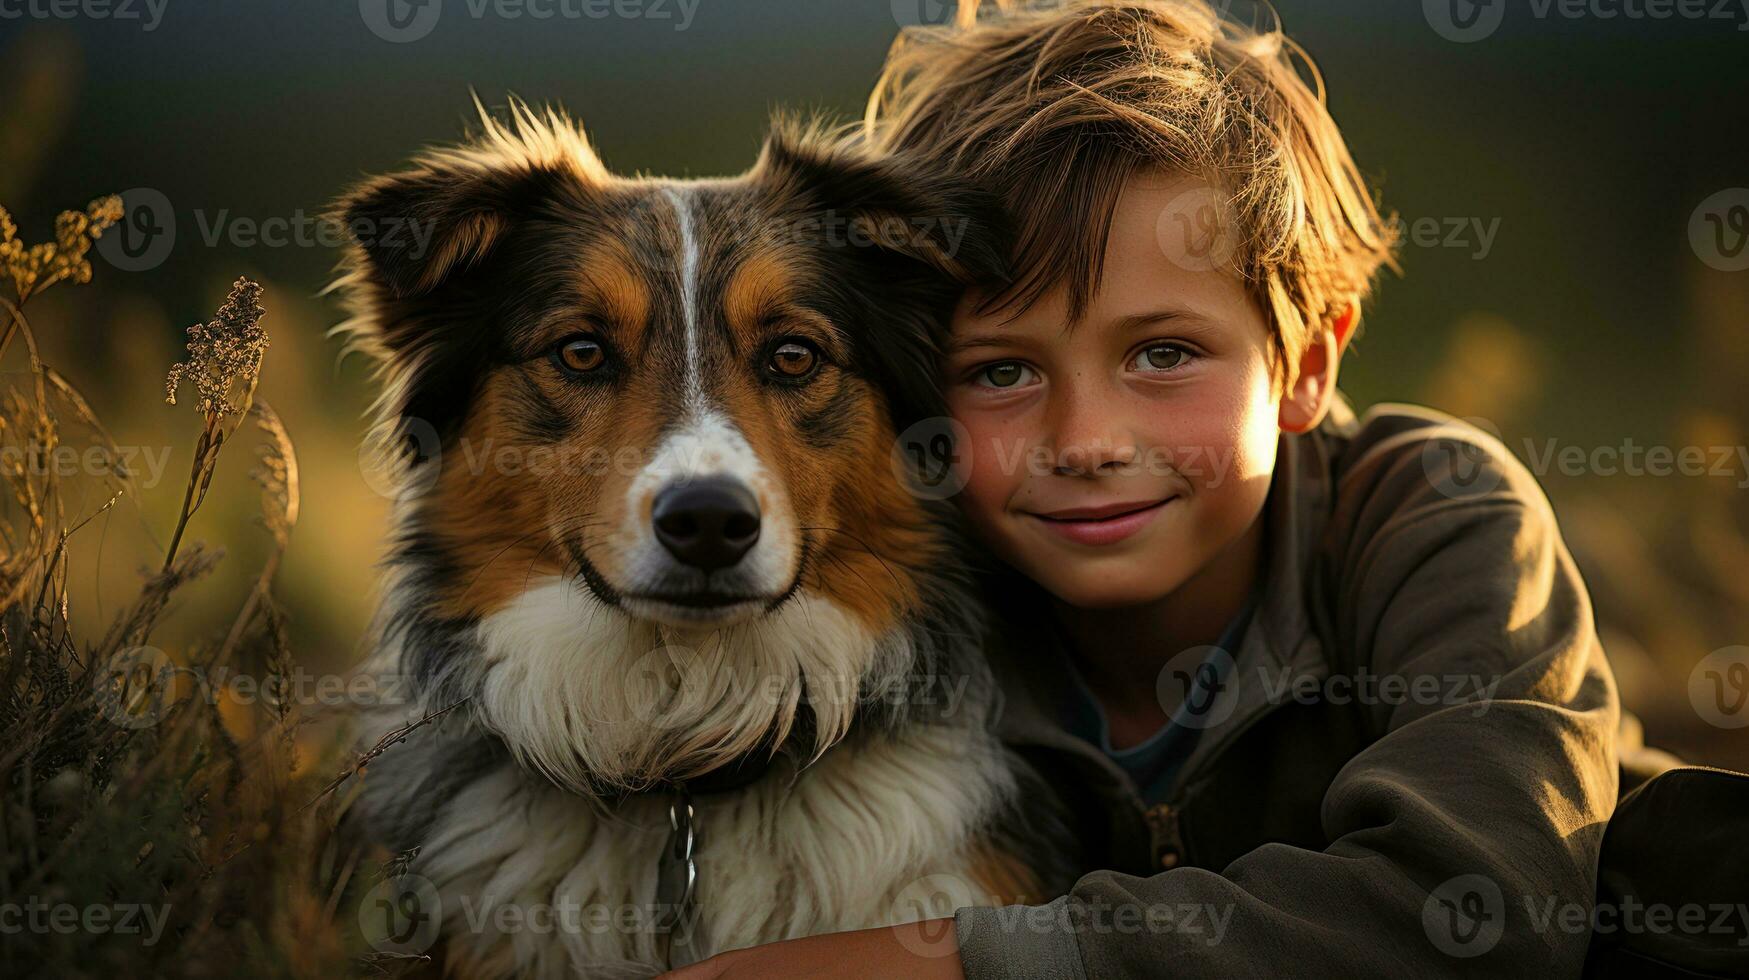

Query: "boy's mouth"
left=1022, top=497, right=1175, bottom=547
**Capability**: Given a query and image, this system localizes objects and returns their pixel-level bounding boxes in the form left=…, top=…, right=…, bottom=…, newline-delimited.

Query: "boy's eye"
left=1132, top=344, right=1191, bottom=373
left=975, top=362, right=1038, bottom=389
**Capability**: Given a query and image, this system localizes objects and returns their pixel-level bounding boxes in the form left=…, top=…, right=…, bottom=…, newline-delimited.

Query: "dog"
left=332, top=101, right=1078, bottom=978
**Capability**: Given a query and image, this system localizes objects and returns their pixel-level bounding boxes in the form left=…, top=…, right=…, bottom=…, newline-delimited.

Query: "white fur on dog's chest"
left=416, top=719, right=1015, bottom=978
left=373, top=577, right=1020, bottom=978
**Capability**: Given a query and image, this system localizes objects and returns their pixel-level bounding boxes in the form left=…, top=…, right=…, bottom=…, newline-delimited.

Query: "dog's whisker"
left=458, top=527, right=553, bottom=604
left=798, top=524, right=908, bottom=597
left=817, top=547, right=884, bottom=618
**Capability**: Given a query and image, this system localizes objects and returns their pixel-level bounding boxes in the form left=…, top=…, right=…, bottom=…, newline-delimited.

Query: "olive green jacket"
left=956, top=395, right=1676, bottom=978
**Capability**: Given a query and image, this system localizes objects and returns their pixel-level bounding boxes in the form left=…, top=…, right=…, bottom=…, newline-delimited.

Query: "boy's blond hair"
left=864, top=0, right=1400, bottom=393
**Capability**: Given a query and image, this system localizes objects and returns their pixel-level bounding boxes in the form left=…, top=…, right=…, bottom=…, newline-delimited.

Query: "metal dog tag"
left=654, top=790, right=699, bottom=967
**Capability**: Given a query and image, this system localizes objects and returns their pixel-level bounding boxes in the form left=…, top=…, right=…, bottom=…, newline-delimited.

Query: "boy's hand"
left=658, top=918, right=964, bottom=980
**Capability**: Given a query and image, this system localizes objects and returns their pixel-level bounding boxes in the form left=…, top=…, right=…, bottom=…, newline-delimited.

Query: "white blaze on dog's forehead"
left=639, top=190, right=766, bottom=498
left=660, top=185, right=706, bottom=414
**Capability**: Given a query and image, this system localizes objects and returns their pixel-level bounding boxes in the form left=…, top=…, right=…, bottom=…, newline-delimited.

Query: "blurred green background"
left=2, top=0, right=1746, bottom=767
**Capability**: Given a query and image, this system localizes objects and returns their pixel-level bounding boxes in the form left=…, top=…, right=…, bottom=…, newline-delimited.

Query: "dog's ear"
left=753, top=123, right=1012, bottom=288
left=331, top=103, right=609, bottom=460
left=333, top=156, right=564, bottom=467
left=335, top=101, right=608, bottom=306
left=753, top=122, right=1014, bottom=426
left=338, top=164, right=528, bottom=302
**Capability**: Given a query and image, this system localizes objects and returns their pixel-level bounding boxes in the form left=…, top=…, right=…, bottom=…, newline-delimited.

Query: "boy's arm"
left=956, top=425, right=1621, bottom=978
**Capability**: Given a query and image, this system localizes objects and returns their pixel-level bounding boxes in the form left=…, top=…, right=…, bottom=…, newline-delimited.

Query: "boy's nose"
left=1046, top=379, right=1139, bottom=475
left=1053, top=440, right=1138, bottom=475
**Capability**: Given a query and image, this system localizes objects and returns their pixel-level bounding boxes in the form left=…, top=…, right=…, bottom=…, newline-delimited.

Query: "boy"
left=666, top=2, right=1671, bottom=976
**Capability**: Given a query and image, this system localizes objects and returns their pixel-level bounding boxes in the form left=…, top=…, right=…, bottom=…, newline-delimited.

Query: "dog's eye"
left=767, top=341, right=820, bottom=381
left=553, top=337, right=607, bottom=375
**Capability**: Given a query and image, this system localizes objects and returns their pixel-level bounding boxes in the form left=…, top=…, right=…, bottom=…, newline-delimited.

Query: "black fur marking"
left=376, top=733, right=512, bottom=852
left=792, top=377, right=861, bottom=448
left=562, top=535, right=622, bottom=608
left=505, top=364, right=576, bottom=444
left=380, top=603, right=483, bottom=710
left=383, top=527, right=465, bottom=595
left=988, top=746, right=1087, bottom=899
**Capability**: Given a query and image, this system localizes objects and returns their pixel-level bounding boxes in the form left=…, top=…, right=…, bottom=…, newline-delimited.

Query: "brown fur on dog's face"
left=336, top=105, right=1010, bottom=646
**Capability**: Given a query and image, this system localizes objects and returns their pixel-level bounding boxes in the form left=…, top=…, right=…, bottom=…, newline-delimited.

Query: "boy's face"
left=944, top=172, right=1318, bottom=609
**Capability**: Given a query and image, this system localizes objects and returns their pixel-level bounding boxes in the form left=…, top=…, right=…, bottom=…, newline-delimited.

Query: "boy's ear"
left=1279, top=325, right=1342, bottom=434
left=1281, top=301, right=1360, bottom=433
left=1331, top=301, right=1359, bottom=353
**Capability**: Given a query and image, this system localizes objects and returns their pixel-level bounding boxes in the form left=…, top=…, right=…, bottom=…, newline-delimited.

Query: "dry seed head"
left=0, top=195, right=123, bottom=298
left=166, top=277, right=270, bottom=418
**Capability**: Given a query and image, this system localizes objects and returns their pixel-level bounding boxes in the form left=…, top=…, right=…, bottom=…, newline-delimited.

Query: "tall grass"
left=0, top=197, right=372, bottom=977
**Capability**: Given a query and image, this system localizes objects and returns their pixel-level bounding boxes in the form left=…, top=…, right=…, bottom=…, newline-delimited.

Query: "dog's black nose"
left=652, top=477, right=761, bottom=571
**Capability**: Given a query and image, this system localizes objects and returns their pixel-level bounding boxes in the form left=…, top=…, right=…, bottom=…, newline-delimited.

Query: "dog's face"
left=339, top=106, right=1006, bottom=790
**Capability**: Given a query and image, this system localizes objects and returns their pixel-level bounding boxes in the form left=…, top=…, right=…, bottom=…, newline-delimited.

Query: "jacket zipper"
left=1142, top=651, right=1332, bottom=870
left=1144, top=802, right=1183, bottom=869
